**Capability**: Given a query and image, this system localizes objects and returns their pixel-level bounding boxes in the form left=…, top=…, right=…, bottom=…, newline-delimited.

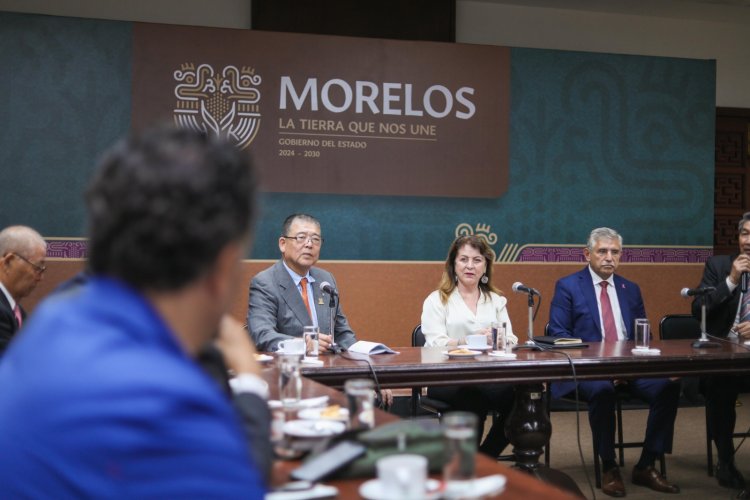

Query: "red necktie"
left=299, top=277, right=312, bottom=319
left=600, top=281, right=618, bottom=342
left=13, top=305, right=22, bottom=329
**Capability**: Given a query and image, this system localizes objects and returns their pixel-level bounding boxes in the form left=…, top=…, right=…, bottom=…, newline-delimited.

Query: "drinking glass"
left=634, top=318, right=650, bottom=350
left=344, top=378, right=375, bottom=429
left=278, top=354, right=302, bottom=407
left=303, top=325, right=319, bottom=357
left=442, top=411, right=477, bottom=496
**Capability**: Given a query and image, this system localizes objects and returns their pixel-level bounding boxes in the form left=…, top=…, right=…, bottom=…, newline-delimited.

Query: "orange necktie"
left=299, top=277, right=312, bottom=319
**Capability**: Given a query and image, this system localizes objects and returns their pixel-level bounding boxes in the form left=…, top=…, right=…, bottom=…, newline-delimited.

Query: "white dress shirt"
left=588, top=266, right=626, bottom=340
left=421, top=289, right=518, bottom=347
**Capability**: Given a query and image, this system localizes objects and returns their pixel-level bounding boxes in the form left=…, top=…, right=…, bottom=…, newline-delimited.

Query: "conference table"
left=298, top=339, right=750, bottom=389
left=263, top=366, right=579, bottom=499
left=267, top=339, right=750, bottom=498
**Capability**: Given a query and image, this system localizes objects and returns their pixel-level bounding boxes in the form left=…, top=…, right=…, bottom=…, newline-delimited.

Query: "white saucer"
left=631, top=347, right=661, bottom=356
left=458, top=344, right=492, bottom=351
left=297, top=406, right=349, bottom=422
left=283, top=419, right=346, bottom=438
left=359, top=478, right=441, bottom=500
left=443, top=350, right=481, bottom=358
left=301, top=357, right=324, bottom=366
left=488, top=350, right=517, bottom=358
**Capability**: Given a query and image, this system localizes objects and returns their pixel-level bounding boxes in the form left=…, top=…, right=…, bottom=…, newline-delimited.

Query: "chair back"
left=412, top=324, right=426, bottom=347
left=659, top=314, right=701, bottom=340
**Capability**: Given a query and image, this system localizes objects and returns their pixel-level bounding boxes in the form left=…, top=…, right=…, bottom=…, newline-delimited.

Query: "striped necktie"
left=741, top=291, right=750, bottom=323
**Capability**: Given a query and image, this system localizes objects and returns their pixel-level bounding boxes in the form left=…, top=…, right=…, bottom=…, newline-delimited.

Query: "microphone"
left=320, top=281, right=338, bottom=297
left=742, top=272, right=749, bottom=294
left=680, top=287, right=716, bottom=298
left=512, top=282, right=540, bottom=296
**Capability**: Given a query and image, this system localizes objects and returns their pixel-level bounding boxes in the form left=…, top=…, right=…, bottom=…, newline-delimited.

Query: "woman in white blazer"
left=421, top=235, right=518, bottom=458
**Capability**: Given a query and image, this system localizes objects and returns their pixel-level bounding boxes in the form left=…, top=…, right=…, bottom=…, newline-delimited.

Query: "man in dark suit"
left=692, top=211, right=750, bottom=491
left=549, top=227, right=680, bottom=497
left=0, top=225, right=47, bottom=356
left=247, top=213, right=357, bottom=352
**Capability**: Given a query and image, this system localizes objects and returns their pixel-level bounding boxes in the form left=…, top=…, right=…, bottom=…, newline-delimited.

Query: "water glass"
left=376, top=454, right=427, bottom=499
left=303, top=325, right=319, bottom=357
left=278, top=354, right=302, bottom=407
left=344, top=378, right=375, bottom=429
left=634, top=318, right=650, bottom=350
left=442, top=411, right=477, bottom=495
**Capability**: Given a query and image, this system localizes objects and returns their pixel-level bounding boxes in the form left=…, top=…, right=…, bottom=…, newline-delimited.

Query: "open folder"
left=346, top=340, right=399, bottom=355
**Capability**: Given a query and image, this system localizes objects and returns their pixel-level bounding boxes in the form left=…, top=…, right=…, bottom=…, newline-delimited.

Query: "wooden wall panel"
left=27, top=260, right=703, bottom=349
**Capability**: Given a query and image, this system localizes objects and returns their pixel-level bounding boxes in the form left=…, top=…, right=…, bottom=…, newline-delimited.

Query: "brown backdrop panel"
left=29, top=261, right=703, bottom=350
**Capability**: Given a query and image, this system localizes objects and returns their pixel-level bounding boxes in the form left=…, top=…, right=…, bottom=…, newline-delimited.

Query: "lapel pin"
left=318, top=297, right=324, bottom=305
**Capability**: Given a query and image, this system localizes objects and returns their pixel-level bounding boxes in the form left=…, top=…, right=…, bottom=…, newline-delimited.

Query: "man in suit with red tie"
left=692, top=211, right=750, bottom=494
left=549, top=227, right=680, bottom=497
left=0, top=225, right=47, bottom=356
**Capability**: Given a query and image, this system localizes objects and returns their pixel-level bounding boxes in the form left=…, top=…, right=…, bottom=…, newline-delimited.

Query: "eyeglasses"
left=13, top=253, right=47, bottom=275
left=282, top=233, right=323, bottom=246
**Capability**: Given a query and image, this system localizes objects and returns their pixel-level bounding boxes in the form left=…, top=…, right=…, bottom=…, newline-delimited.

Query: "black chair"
left=544, top=323, right=666, bottom=487
left=410, top=324, right=452, bottom=417
left=659, top=313, right=750, bottom=477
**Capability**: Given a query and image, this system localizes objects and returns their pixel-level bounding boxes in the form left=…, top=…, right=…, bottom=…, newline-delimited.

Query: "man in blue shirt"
left=0, top=127, right=267, bottom=497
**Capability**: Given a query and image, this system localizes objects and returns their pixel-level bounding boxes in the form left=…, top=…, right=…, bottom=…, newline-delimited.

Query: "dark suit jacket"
left=548, top=266, right=646, bottom=397
left=0, top=291, right=23, bottom=356
left=247, top=260, right=357, bottom=352
left=691, top=254, right=739, bottom=337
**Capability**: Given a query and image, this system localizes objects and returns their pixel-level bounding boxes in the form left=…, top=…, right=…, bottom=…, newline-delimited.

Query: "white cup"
left=466, top=334, right=487, bottom=349
left=277, top=338, right=305, bottom=355
left=376, top=454, right=427, bottom=500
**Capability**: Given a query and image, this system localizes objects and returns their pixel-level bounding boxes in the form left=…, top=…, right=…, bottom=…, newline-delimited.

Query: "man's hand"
left=318, top=333, right=335, bottom=352
left=214, top=315, right=261, bottom=376
left=730, top=254, right=750, bottom=286
left=736, top=321, right=750, bottom=341
left=379, top=389, right=394, bottom=409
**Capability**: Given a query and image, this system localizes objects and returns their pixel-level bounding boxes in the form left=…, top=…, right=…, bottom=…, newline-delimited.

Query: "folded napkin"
left=268, top=396, right=329, bottom=410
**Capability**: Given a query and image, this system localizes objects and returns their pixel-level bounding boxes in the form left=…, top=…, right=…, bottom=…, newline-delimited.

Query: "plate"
left=283, top=419, right=346, bottom=438
left=254, top=354, right=273, bottom=363
left=443, top=350, right=481, bottom=358
left=458, top=344, right=492, bottom=351
left=298, top=406, right=350, bottom=422
left=488, top=350, right=517, bottom=358
left=359, top=478, right=441, bottom=500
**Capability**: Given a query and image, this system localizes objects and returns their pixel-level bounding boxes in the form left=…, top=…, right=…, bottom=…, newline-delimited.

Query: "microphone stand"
left=693, top=292, right=719, bottom=348
left=327, top=293, right=342, bottom=354
left=515, top=291, right=541, bottom=351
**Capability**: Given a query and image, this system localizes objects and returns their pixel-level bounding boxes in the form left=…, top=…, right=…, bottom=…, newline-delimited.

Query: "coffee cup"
left=466, top=334, right=487, bottom=349
left=277, top=338, right=305, bottom=355
left=376, top=454, right=427, bottom=499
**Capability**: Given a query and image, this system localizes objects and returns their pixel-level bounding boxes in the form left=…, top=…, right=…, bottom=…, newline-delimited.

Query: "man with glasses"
left=247, top=213, right=357, bottom=352
left=0, top=225, right=46, bottom=355
left=548, top=227, right=681, bottom=497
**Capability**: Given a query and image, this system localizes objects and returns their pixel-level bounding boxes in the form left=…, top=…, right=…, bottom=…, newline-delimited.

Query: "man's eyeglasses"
left=282, top=234, right=323, bottom=246
left=13, top=253, right=47, bottom=275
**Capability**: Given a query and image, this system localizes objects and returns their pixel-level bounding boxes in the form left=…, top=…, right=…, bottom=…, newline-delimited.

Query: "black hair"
left=86, top=125, right=257, bottom=291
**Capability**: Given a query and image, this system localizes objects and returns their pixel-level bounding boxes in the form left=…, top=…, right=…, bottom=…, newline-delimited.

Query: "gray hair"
left=586, top=227, right=623, bottom=250
left=739, top=212, right=750, bottom=232
left=0, top=226, right=46, bottom=257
